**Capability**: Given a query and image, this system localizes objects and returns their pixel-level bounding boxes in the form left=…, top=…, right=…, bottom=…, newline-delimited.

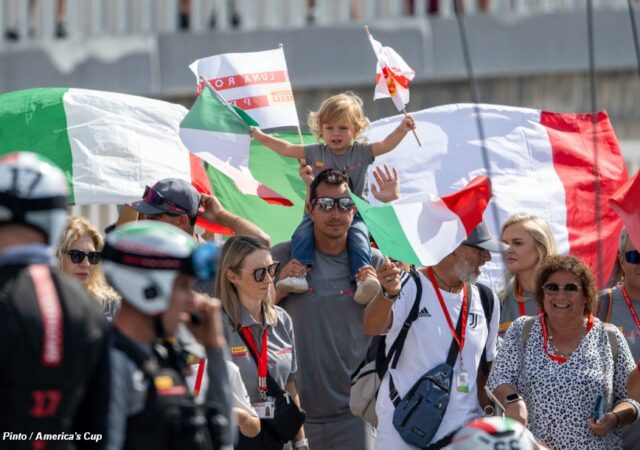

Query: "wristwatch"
left=293, top=438, right=309, bottom=449
left=505, top=393, right=523, bottom=405
left=381, top=289, right=400, bottom=303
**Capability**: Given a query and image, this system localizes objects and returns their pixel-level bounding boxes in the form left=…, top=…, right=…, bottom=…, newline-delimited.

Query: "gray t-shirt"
left=598, top=285, right=640, bottom=361
left=304, top=142, right=374, bottom=196
left=222, top=305, right=297, bottom=404
left=271, top=241, right=384, bottom=422
left=499, top=280, right=538, bottom=336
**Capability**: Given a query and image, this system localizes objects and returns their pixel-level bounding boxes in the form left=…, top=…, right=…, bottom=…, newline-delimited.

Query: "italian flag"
left=0, top=87, right=308, bottom=242
left=179, top=83, right=291, bottom=206
left=0, top=87, right=212, bottom=205
left=351, top=176, right=491, bottom=266
left=366, top=104, right=629, bottom=288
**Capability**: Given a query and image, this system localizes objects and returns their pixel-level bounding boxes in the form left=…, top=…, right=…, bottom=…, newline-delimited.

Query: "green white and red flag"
left=351, top=176, right=492, bottom=267
left=179, top=82, right=292, bottom=206
left=365, top=104, right=629, bottom=288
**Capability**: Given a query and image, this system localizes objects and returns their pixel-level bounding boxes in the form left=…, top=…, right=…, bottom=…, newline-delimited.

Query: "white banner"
left=189, top=48, right=299, bottom=130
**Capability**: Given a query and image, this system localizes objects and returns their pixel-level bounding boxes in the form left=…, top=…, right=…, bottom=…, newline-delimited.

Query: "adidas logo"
left=417, top=307, right=431, bottom=318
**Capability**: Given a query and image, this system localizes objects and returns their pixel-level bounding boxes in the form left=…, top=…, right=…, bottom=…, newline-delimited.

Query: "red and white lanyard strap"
left=29, top=264, right=63, bottom=367
left=426, top=267, right=468, bottom=353
left=240, top=326, right=269, bottom=397
left=540, top=313, right=594, bottom=364
left=621, top=286, right=640, bottom=332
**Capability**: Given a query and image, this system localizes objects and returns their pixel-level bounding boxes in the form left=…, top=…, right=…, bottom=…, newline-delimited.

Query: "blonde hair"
left=215, top=236, right=278, bottom=328
left=57, top=216, right=120, bottom=306
left=307, top=91, right=370, bottom=141
left=500, top=214, right=558, bottom=300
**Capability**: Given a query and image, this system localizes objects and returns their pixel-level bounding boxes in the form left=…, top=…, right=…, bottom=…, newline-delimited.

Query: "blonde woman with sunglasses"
left=488, top=255, right=639, bottom=450
left=216, top=235, right=308, bottom=450
left=57, top=216, right=120, bottom=319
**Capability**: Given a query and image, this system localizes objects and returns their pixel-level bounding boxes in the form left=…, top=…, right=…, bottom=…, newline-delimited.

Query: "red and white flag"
left=365, top=104, right=629, bottom=288
left=610, top=170, right=640, bottom=250
left=189, top=48, right=299, bottom=130
left=367, top=30, right=416, bottom=112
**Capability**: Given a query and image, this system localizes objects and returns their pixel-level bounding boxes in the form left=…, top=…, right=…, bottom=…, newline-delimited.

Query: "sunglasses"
left=542, top=282, right=581, bottom=298
left=312, top=197, right=355, bottom=213
left=623, top=250, right=640, bottom=265
left=66, top=249, right=102, bottom=265
left=142, top=185, right=191, bottom=215
left=238, top=262, right=281, bottom=283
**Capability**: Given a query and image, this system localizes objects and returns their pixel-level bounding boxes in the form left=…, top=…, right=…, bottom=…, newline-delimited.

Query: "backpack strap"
left=520, top=316, right=536, bottom=346
left=606, top=289, right=614, bottom=323
left=375, top=270, right=417, bottom=378
left=597, top=288, right=614, bottom=322
left=386, top=269, right=423, bottom=371
left=602, top=322, right=619, bottom=362
left=476, top=283, right=494, bottom=375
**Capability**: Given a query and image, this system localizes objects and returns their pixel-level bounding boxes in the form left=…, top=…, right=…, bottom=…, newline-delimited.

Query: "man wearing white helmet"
left=103, top=221, right=232, bottom=450
left=0, top=151, right=110, bottom=449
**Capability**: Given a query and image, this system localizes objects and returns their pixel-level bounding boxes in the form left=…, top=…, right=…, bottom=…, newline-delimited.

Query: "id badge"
left=253, top=398, right=276, bottom=419
left=456, top=370, right=470, bottom=394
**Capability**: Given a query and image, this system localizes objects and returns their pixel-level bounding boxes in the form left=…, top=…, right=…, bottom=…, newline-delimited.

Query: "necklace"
left=544, top=315, right=592, bottom=362
left=431, top=268, right=463, bottom=293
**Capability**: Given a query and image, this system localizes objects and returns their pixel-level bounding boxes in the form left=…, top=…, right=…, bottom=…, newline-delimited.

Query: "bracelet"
left=611, top=410, right=622, bottom=428
left=293, top=438, right=309, bottom=449
left=381, top=289, right=400, bottom=303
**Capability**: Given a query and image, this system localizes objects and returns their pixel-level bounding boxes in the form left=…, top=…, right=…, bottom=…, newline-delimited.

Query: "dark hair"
left=309, top=169, right=353, bottom=203
left=534, top=254, right=598, bottom=315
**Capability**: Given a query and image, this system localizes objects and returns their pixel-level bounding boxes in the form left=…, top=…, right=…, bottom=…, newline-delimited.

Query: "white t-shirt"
left=375, top=271, right=500, bottom=450
left=227, top=361, right=258, bottom=417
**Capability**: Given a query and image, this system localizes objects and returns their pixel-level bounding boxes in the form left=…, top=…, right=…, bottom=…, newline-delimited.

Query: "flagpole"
left=364, top=26, right=421, bottom=147
left=279, top=43, right=306, bottom=166
left=402, top=108, right=421, bottom=147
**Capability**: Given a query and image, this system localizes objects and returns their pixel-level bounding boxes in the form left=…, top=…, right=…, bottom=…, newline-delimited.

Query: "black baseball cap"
left=131, top=178, right=200, bottom=218
left=462, top=222, right=509, bottom=252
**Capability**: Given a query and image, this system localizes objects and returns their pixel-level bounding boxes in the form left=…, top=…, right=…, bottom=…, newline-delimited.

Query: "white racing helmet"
left=0, top=152, right=69, bottom=248
left=450, top=417, right=537, bottom=450
left=102, top=221, right=218, bottom=315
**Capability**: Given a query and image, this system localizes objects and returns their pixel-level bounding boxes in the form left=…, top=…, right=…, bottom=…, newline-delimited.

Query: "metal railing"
left=0, top=0, right=631, bottom=42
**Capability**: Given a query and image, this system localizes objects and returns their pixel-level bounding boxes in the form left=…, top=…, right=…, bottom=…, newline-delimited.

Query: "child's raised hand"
left=249, top=126, right=263, bottom=139
left=299, top=162, right=314, bottom=186
left=400, top=115, right=416, bottom=132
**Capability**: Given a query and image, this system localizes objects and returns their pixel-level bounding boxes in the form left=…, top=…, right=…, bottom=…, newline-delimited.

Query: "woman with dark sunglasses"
left=57, top=216, right=120, bottom=319
left=488, top=254, right=639, bottom=450
left=216, top=236, right=308, bottom=450
left=597, top=228, right=640, bottom=449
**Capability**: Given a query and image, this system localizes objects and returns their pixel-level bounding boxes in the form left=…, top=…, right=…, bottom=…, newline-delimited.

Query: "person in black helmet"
left=0, top=151, right=110, bottom=449
left=103, top=220, right=232, bottom=450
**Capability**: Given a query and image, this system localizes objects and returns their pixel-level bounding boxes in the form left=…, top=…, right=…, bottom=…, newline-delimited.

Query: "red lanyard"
left=426, top=267, right=467, bottom=353
left=516, top=282, right=540, bottom=317
left=621, top=286, right=640, bottom=332
left=540, top=313, right=594, bottom=363
left=240, top=326, right=269, bottom=395
left=516, top=285, right=526, bottom=317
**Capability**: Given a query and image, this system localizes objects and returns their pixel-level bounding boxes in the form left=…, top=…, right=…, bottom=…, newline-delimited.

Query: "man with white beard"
left=363, top=222, right=505, bottom=450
